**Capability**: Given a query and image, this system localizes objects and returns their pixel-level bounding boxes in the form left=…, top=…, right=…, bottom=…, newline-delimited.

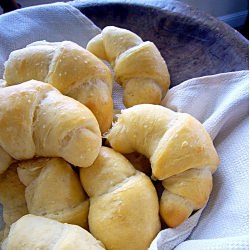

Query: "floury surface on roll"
left=2, top=214, right=105, bottom=250
left=106, top=104, right=219, bottom=227
left=87, top=26, right=170, bottom=107
left=4, top=40, right=113, bottom=133
left=0, top=80, right=102, bottom=170
left=80, top=147, right=161, bottom=250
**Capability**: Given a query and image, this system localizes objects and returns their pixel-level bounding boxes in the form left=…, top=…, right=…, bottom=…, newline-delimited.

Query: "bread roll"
left=0, top=80, right=101, bottom=169
left=160, top=168, right=213, bottom=227
left=0, top=165, right=28, bottom=242
left=106, top=104, right=219, bottom=227
left=2, top=214, right=105, bottom=250
left=17, top=158, right=89, bottom=229
left=80, top=147, right=160, bottom=250
left=4, top=41, right=113, bottom=133
left=87, top=26, right=170, bottom=107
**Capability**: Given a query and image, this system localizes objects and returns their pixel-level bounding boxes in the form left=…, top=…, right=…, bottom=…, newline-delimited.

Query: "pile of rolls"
left=0, top=26, right=219, bottom=250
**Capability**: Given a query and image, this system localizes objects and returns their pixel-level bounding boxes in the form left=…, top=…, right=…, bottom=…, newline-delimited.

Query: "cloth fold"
left=162, top=71, right=249, bottom=140
left=0, top=3, right=248, bottom=250
left=149, top=70, right=249, bottom=249
left=0, top=2, right=100, bottom=77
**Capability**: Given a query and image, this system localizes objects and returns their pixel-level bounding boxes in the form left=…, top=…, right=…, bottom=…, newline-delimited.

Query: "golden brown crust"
left=18, top=158, right=89, bottom=229
left=0, top=80, right=101, bottom=168
left=115, top=42, right=169, bottom=93
left=4, top=41, right=113, bottom=133
left=87, top=26, right=170, bottom=108
left=80, top=147, right=161, bottom=250
left=162, top=168, right=213, bottom=209
left=106, top=104, right=219, bottom=227
left=160, top=190, right=194, bottom=228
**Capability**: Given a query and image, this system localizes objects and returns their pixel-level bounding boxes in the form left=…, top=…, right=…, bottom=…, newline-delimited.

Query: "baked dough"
left=17, top=158, right=89, bottom=228
left=2, top=214, right=105, bottom=250
left=87, top=26, right=170, bottom=107
left=80, top=147, right=160, bottom=250
left=0, top=165, right=28, bottom=243
left=0, top=147, right=13, bottom=174
left=0, top=80, right=101, bottom=169
left=106, top=104, right=219, bottom=227
left=160, top=168, right=213, bottom=227
left=4, top=40, right=113, bottom=133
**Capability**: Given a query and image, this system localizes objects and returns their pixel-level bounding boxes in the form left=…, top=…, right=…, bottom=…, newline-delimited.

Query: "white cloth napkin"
left=0, top=3, right=249, bottom=250
left=149, top=70, right=249, bottom=250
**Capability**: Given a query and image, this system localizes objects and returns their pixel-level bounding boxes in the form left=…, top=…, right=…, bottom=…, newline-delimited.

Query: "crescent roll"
left=2, top=214, right=105, bottom=250
left=87, top=26, right=170, bottom=107
left=106, top=104, right=219, bottom=227
left=4, top=40, right=113, bottom=133
left=17, top=158, right=89, bottom=228
left=0, top=80, right=101, bottom=169
left=80, top=147, right=160, bottom=250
